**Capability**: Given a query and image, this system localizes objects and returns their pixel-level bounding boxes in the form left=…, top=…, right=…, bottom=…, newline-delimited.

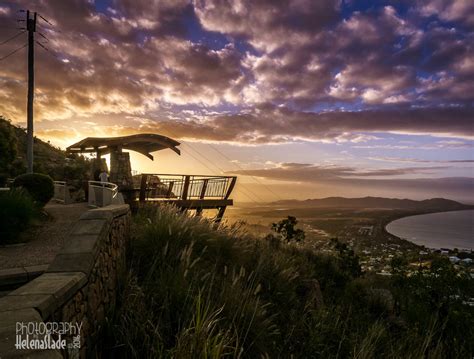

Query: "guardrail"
left=136, top=174, right=237, bottom=202
left=53, top=181, right=72, bottom=204
left=88, top=181, right=124, bottom=207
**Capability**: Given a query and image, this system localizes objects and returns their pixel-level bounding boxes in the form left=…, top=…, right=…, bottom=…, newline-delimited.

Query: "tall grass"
left=103, top=205, right=473, bottom=358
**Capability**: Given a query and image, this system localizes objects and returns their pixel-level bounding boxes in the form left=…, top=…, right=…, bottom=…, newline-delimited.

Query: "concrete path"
left=0, top=202, right=89, bottom=269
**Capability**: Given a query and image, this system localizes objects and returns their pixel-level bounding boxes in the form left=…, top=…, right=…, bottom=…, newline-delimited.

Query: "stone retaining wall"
left=0, top=204, right=131, bottom=358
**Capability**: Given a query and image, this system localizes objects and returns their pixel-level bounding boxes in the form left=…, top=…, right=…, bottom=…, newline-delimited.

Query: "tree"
left=271, top=216, right=305, bottom=243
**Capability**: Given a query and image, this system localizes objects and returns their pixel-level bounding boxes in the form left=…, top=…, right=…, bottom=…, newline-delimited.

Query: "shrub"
left=271, top=216, right=305, bottom=242
left=13, top=173, right=54, bottom=206
left=0, top=188, right=38, bottom=243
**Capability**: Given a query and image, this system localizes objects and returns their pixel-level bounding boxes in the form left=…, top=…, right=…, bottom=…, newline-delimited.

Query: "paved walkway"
left=0, top=202, right=89, bottom=269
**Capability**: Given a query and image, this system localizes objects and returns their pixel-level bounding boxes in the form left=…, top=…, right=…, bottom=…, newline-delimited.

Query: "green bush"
left=13, top=173, right=54, bottom=206
left=0, top=188, right=38, bottom=243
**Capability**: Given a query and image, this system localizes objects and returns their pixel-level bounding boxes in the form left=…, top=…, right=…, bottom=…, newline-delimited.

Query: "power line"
left=35, top=40, right=60, bottom=60
left=38, top=32, right=49, bottom=42
left=182, top=144, right=262, bottom=205
left=36, top=40, right=50, bottom=52
left=0, top=43, right=27, bottom=61
left=38, top=14, right=53, bottom=26
left=180, top=142, right=267, bottom=204
left=206, top=143, right=284, bottom=201
left=157, top=128, right=280, bottom=203
left=154, top=127, right=266, bottom=205
left=0, top=30, right=26, bottom=45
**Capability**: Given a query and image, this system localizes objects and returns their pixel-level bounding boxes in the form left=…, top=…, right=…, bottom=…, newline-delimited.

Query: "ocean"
left=386, top=210, right=474, bottom=250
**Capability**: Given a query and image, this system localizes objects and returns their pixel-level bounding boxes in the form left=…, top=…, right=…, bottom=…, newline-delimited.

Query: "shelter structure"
left=67, top=134, right=181, bottom=187
left=67, top=134, right=236, bottom=221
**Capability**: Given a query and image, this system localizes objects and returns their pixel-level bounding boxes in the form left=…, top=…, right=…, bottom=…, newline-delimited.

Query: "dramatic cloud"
left=194, top=0, right=340, bottom=52
left=114, top=105, right=473, bottom=144
left=418, top=0, right=474, bottom=28
left=0, top=0, right=472, bottom=144
left=0, top=0, right=472, bottom=201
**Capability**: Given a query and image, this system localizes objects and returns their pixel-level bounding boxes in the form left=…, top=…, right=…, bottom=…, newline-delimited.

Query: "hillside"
left=0, top=116, right=91, bottom=181
left=103, top=204, right=474, bottom=358
left=273, top=196, right=471, bottom=211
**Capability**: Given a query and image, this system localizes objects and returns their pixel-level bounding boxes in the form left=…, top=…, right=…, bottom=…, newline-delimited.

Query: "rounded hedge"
left=13, top=173, right=54, bottom=206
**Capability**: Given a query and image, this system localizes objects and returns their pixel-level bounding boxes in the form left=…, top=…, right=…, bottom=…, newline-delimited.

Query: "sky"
left=0, top=0, right=472, bottom=202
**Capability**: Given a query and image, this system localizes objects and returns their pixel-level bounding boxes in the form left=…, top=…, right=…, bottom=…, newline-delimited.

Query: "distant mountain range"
left=272, top=197, right=473, bottom=211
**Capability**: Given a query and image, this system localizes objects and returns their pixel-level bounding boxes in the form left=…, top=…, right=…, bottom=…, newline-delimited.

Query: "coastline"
left=383, top=208, right=474, bottom=251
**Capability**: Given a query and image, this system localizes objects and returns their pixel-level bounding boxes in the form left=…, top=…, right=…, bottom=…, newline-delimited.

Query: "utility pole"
left=26, top=10, right=36, bottom=173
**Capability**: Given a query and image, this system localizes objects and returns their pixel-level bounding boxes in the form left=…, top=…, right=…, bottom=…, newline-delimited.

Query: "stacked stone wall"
left=0, top=205, right=131, bottom=358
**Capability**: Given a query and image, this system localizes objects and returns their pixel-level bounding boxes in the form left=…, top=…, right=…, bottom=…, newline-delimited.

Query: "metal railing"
left=135, top=174, right=237, bottom=202
left=53, top=181, right=73, bottom=204
left=88, top=181, right=124, bottom=207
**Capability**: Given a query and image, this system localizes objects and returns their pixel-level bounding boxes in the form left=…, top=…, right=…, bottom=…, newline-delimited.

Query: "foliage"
left=103, top=206, right=474, bottom=358
left=0, top=188, right=39, bottom=243
left=390, top=256, right=474, bottom=358
left=331, top=237, right=362, bottom=278
left=0, top=116, right=17, bottom=176
left=13, top=173, right=54, bottom=206
left=0, top=116, right=92, bottom=186
left=271, top=215, right=305, bottom=242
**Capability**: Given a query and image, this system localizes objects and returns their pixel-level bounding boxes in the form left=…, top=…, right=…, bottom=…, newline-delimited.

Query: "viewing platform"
left=131, top=173, right=236, bottom=216
left=66, top=134, right=238, bottom=221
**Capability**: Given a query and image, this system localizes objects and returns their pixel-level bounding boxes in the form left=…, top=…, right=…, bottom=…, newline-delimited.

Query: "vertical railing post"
left=199, top=179, right=209, bottom=199
left=182, top=175, right=190, bottom=200
left=139, top=174, right=147, bottom=203
left=224, top=177, right=237, bottom=199
left=166, top=181, right=175, bottom=198
left=196, top=178, right=209, bottom=216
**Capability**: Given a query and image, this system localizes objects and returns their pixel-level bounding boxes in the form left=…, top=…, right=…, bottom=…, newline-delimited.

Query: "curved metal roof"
left=66, top=133, right=181, bottom=160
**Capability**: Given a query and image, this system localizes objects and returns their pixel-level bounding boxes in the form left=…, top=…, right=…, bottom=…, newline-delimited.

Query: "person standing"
left=99, top=169, right=108, bottom=183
